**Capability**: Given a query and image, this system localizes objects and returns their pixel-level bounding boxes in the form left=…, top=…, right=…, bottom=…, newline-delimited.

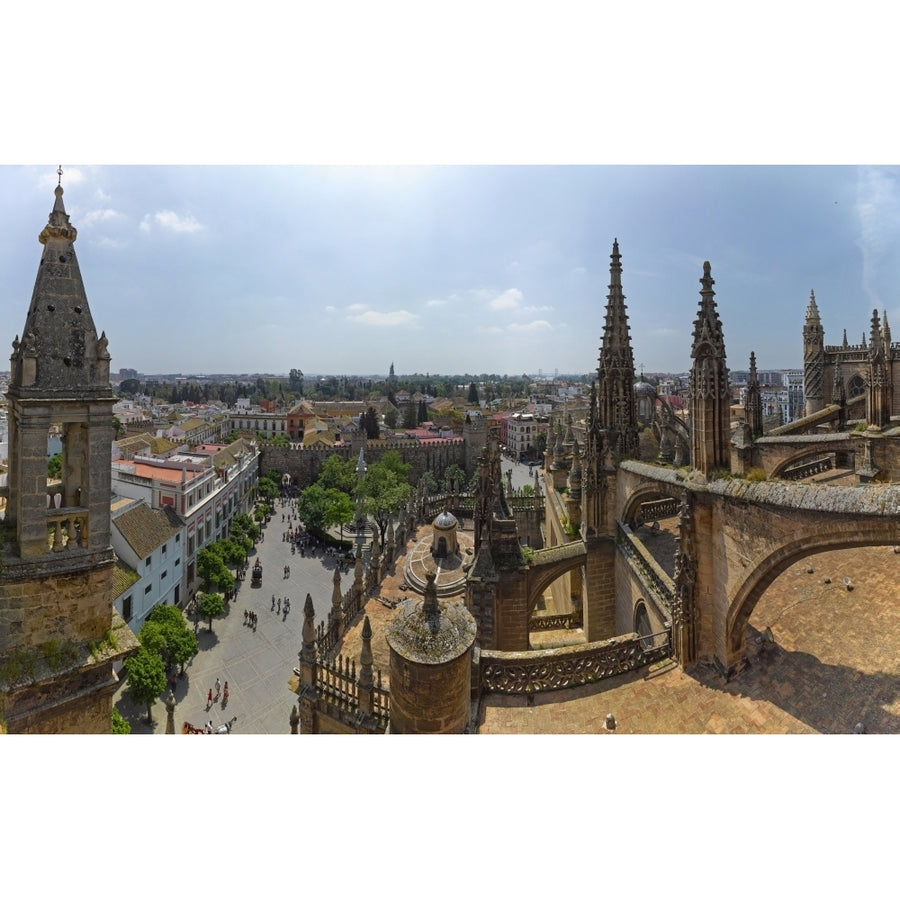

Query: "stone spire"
left=580, top=381, right=608, bottom=537
left=745, top=351, right=763, bottom=440
left=330, top=565, right=344, bottom=630
left=803, top=289, right=826, bottom=416
left=10, top=181, right=110, bottom=397
left=883, top=310, right=892, bottom=347
left=358, top=615, right=374, bottom=692
left=300, top=593, right=317, bottom=664
left=596, top=239, right=639, bottom=459
left=867, top=308, right=892, bottom=427
left=688, top=261, right=731, bottom=476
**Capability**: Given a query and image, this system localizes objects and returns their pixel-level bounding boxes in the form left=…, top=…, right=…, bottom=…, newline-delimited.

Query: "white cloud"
left=345, top=309, right=420, bottom=327
left=425, top=299, right=446, bottom=308
left=521, top=304, right=554, bottom=314
left=93, top=236, right=126, bottom=250
left=508, top=320, right=552, bottom=334
left=855, top=167, right=900, bottom=308
left=346, top=302, right=368, bottom=313
left=476, top=326, right=504, bottom=334
left=324, top=305, right=337, bottom=313
left=40, top=167, right=84, bottom=190
left=140, top=210, right=205, bottom=233
left=490, top=288, right=523, bottom=310
left=82, top=208, right=122, bottom=226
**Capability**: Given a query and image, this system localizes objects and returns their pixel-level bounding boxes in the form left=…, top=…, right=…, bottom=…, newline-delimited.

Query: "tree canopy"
left=362, top=451, right=413, bottom=543
left=124, top=645, right=168, bottom=724
left=145, top=603, right=198, bottom=674
left=196, top=591, right=226, bottom=632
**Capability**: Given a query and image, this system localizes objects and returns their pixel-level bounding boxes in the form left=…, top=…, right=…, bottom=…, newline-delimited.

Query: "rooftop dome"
left=433, top=510, right=458, bottom=529
left=634, top=379, right=657, bottom=398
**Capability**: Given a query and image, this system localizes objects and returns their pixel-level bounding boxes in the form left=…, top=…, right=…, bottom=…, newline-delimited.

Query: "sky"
left=3, top=7, right=899, bottom=384
left=3, top=164, right=899, bottom=380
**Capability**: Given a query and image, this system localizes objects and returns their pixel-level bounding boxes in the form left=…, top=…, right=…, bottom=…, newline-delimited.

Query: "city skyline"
left=3, top=166, right=899, bottom=381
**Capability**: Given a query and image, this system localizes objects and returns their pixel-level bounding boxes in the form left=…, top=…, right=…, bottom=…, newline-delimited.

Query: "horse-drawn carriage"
left=183, top=716, right=237, bottom=734
left=251, top=560, right=263, bottom=586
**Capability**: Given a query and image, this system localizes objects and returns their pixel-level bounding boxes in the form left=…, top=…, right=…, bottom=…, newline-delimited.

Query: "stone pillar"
left=289, top=704, right=300, bottom=734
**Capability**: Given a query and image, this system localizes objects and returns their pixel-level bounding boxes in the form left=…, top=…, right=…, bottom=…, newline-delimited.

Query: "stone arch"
left=725, top=524, right=900, bottom=660
left=620, top=483, right=680, bottom=528
left=768, top=445, right=848, bottom=479
left=525, top=544, right=587, bottom=617
left=633, top=600, right=653, bottom=649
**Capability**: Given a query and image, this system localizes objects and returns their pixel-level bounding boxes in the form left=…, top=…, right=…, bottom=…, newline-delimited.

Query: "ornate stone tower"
left=596, top=239, right=639, bottom=459
left=866, top=308, right=893, bottom=428
left=1, top=178, right=135, bottom=733
left=688, top=261, right=730, bottom=476
left=803, top=289, right=825, bottom=416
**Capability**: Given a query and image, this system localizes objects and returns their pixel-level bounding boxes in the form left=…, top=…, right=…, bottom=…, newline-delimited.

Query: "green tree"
left=297, top=483, right=329, bottom=536
left=362, top=406, right=380, bottom=439
left=317, top=454, right=356, bottom=494
left=196, top=591, right=226, bottom=632
left=467, top=382, right=479, bottom=404
left=384, top=407, right=398, bottom=430
left=111, top=708, right=132, bottom=734
left=197, top=547, right=229, bottom=591
left=362, top=455, right=413, bottom=544
left=119, top=378, right=142, bottom=395
left=47, top=453, right=62, bottom=479
left=124, top=645, right=167, bottom=724
left=289, top=368, right=304, bottom=392
left=441, top=463, right=466, bottom=493
left=402, top=402, right=418, bottom=430
left=146, top=603, right=198, bottom=675
left=324, top=488, right=355, bottom=542
left=257, top=475, right=279, bottom=503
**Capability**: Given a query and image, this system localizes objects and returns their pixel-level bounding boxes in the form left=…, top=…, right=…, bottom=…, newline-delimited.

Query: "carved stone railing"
left=616, top=521, right=674, bottom=614
left=46, top=508, right=89, bottom=551
left=479, top=631, right=671, bottom=694
left=528, top=610, right=582, bottom=631
left=782, top=455, right=833, bottom=481
left=636, top=497, right=678, bottom=522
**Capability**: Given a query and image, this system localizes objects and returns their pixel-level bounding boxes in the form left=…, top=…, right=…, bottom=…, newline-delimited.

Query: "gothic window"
left=634, top=601, right=653, bottom=650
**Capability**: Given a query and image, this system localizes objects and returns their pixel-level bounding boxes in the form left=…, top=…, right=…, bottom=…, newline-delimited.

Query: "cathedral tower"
left=803, top=289, right=826, bottom=416
left=596, top=240, right=639, bottom=459
left=1, top=178, right=134, bottom=733
left=688, top=261, right=730, bottom=476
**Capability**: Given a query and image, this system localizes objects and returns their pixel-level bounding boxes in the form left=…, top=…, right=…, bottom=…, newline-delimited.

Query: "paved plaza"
left=114, top=499, right=348, bottom=734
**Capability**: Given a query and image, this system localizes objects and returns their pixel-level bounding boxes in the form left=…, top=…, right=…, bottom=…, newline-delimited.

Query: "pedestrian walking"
left=277, top=598, right=281, bottom=613
left=272, top=595, right=276, bottom=611
left=207, top=688, right=213, bottom=708
left=223, top=682, right=229, bottom=704
left=215, top=677, right=221, bottom=699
